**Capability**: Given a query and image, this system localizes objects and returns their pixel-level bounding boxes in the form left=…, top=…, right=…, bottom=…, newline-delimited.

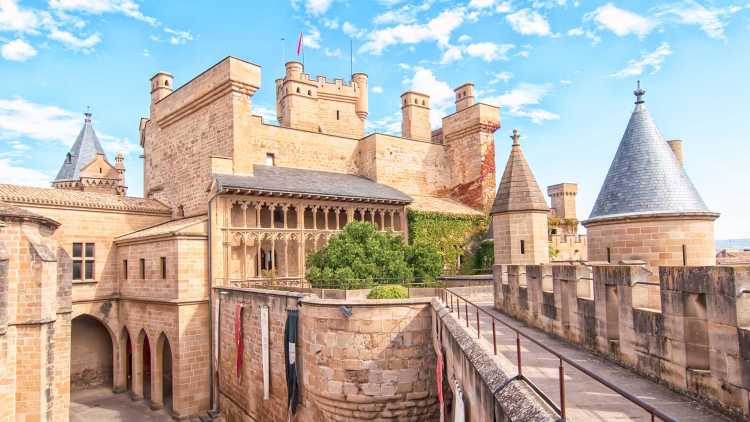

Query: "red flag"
left=235, top=303, right=244, bottom=381
left=296, top=32, right=303, bottom=56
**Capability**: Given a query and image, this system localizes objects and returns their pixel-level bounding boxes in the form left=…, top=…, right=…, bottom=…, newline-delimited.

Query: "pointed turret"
left=52, top=111, right=126, bottom=196
left=490, top=129, right=549, bottom=265
left=583, top=82, right=718, bottom=269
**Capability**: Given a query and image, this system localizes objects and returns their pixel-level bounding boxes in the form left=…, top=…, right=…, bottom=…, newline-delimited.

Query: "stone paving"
left=455, top=294, right=733, bottom=422
left=71, top=387, right=173, bottom=422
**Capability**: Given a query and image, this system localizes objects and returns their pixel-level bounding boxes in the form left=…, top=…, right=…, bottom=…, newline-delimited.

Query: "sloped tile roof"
left=215, top=165, right=412, bottom=204
left=54, top=113, right=108, bottom=182
left=408, top=195, right=483, bottom=216
left=116, top=215, right=207, bottom=241
left=0, top=201, right=60, bottom=226
left=490, top=130, right=548, bottom=214
left=587, top=86, right=713, bottom=221
left=0, top=184, right=170, bottom=214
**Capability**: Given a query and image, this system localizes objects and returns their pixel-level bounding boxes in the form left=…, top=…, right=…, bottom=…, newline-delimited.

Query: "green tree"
left=306, top=222, right=442, bottom=288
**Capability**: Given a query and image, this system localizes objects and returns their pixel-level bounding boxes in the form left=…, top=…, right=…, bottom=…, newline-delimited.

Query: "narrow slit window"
left=160, top=257, right=167, bottom=279
left=140, top=258, right=145, bottom=279
left=682, top=244, right=687, bottom=266
left=336, top=110, right=340, bottom=120
left=607, top=247, right=612, bottom=263
left=123, top=260, right=128, bottom=280
left=520, top=240, right=526, bottom=255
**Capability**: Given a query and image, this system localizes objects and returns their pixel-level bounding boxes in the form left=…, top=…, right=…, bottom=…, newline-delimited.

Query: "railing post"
left=492, top=319, right=497, bottom=355
left=559, top=358, right=566, bottom=420
left=476, top=307, right=480, bottom=338
left=465, top=301, right=469, bottom=328
left=516, top=332, right=522, bottom=376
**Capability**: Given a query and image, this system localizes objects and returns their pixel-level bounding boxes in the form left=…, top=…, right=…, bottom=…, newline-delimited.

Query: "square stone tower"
left=400, top=91, right=431, bottom=142
left=548, top=183, right=577, bottom=220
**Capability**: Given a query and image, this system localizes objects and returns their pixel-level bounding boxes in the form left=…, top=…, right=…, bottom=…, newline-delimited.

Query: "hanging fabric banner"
left=432, top=309, right=445, bottom=422
left=234, top=303, right=244, bottom=382
left=285, top=309, right=300, bottom=421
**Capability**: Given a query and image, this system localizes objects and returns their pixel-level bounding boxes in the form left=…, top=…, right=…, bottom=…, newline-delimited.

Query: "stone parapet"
left=493, top=263, right=750, bottom=418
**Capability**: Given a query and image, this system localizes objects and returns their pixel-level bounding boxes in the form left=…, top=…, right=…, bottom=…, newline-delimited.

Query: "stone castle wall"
left=492, top=211, right=549, bottom=265
left=493, top=263, right=750, bottom=417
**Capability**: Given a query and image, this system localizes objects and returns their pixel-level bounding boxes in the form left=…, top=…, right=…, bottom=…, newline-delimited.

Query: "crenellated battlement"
left=493, top=262, right=750, bottom=417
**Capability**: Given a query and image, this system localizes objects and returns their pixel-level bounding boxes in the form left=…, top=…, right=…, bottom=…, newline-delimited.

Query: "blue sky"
left=0, top=0, right=748, bottom=239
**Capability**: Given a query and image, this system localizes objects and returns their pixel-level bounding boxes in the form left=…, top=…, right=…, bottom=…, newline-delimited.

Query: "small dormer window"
left=65, top=153, right=72, bottom=164
left=265, top=153, right=275, bottom=166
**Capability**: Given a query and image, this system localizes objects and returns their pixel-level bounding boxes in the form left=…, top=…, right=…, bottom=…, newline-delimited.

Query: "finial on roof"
left=634, top=80, right=646, bottom=105
left=511, top=128, right=520, bottom=146
left=84, top=106, right=92, bottom=123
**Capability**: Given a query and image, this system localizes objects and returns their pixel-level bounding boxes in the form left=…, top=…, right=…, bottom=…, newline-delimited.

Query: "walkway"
left=451, top=292, right=733, bottom=422
left=71, top=387, right=173, bottom=422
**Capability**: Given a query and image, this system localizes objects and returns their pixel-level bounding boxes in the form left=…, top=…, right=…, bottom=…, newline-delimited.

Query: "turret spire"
left=511, top=128, right=520, bottom=146
left=634, top=80, right=646, bottom=105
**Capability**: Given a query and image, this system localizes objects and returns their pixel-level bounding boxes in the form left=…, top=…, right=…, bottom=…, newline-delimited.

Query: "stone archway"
left=71, top=314, right=115, bottom=391
left=117, top=327, right=133, bottom=393
left=154, top=333, right=174, bottom=412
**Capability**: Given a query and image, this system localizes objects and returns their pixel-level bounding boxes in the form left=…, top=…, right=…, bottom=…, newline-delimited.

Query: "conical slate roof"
left=54, top=112, right=108, bottom=182
left=490, top=129, right=548, bottom=214
left=587, top=84, right=712, bottom=221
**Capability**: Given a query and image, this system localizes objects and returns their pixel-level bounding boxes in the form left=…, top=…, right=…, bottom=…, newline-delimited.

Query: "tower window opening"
left=165, top=80, right=169, bottom=87
left=308, top=90, right=312, bottom=95
left=682, top=244, right=687, bottom=266
left=607, top=247, right=612, bottom=263
left=414, top=99, right=417, bottom=104
left=336, top=110, right=340, bottom=120
left=296, top=87, right=300, bottom=93
left=520, top=240, right=526, bottom=255
left=265, top=153, right=275, bottom=166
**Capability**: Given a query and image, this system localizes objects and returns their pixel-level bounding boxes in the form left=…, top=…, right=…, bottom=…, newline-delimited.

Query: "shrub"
left=306, top=222, right=442, bottom=289
left=367, top=284, right=409, bottom=299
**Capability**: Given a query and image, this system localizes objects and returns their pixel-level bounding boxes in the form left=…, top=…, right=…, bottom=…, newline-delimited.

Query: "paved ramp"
left=454, top=294, right=732, bottom=421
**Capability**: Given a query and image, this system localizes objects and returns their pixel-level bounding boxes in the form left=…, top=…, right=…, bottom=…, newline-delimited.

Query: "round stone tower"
left=582, top=82, right=719, bottom=269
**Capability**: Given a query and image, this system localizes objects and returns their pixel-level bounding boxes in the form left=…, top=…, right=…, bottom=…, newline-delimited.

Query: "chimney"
left=454, top=83, right=475, bottom=112
left=668, top=139, right=684, bottom=166
left=401, top=91, right=431, bottom=141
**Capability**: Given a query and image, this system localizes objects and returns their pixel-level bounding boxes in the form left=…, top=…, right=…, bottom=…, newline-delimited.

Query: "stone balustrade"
left=493, top=263, right=750, bottom=417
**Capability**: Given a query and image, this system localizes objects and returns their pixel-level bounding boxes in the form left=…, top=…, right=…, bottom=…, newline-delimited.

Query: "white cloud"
left=0, top=97, right=137, bottom=156
left=506, top=9, right=552, bottom=36
left=469, top=0, right=495, bottom=9
left=0, top=158, right=51, bottom=187
left=584, top=3, right=656, bottom=38
left=409, top=67, right=455, bottom=128
left=342, top=21, right=366, bottom=39
left=439, top=45, right=463, bottom=63
left=1, top=38, right=36, bottom=61
left=324, top=47, right=341, bottom=57
left=302, top=0, right=334, bottom=15
left=611, top=42, right=672, bottom=78
left=567, top=26, right=601, bottom=44
left=164, top=27, right=193, bottom=45
left=48, top=28, right=100, bottom=51
left=559, top=79, right=572, bottom=85
left=373, top=2, right=430, bottom=25
left=366, top=112, right=401, bottom=135
left=252, top=105, right=278, bottom=125
left=654, top=1, right=744, bottom=40
left=0, top=0, right=39, bottom=33
left=489, top=71, right=513, bottom=84
left=322, top=17, right=338, bottom=29
left=49, top=0, right=159, bottom=26
left=359, top=7, right=466, bottom=55
left=464, top=42, right=514, bottom=61
left=371, top=86, right=384, bottom=94
left=457, top=34, right=471, bottom=43
left=303, top=25, right=321, bottom=49
left=483, top=83, right=559, bottom=124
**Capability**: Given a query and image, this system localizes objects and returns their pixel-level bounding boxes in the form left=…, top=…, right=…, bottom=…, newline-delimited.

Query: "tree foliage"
left=367, top=284, right=409, bottom=299
left=306, top=222, right=442, bottom=289
left=407, top=210, right=489, bottom=274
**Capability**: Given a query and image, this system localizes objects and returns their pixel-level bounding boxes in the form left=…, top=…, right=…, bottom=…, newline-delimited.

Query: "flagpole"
left=281, top=37, right=285, bottom=68
left=349, top=39, right=353, bottom=77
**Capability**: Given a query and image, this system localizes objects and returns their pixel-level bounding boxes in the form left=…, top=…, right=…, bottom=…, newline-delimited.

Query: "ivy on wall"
left=407, top=210, right=489, bottom=274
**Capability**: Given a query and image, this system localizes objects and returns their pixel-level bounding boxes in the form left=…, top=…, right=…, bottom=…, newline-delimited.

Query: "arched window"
left=296, top=87, right=300, bottom=93
left=308, top=90, right=312, bottom=95
left=165, top=80, right=169, bottom=87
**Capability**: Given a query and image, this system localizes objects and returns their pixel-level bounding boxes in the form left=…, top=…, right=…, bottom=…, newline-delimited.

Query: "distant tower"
left=454, top=83, right=475, bottom=112
left=490, top=129, right=549, bottom=265
left=275, top=61, right=367, bottom=138
left=582, top=82, right=718, bottom=269
left=52, top=112, right=126, bottom=196
left=400, top=91, right=431, bottom=141
left=150, top=71, right=174, bottom=104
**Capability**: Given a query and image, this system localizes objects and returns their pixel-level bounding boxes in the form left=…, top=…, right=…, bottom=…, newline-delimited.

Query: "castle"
left=0, top=53, right=735, bottom=422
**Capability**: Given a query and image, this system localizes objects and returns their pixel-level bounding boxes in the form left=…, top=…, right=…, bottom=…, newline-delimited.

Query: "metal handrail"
left=441, top=288, right=678, bottom=422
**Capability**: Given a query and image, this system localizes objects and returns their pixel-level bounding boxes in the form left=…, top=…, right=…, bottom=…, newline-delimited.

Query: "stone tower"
left=490, top=129, right=549, bottom=265
left=52, top=112, right=127, bottom=196
left=582, top=82, right=719, bottom=269
left=275, top=61, right=368, bottom=138
left=401, top=91, right=431, bottom=142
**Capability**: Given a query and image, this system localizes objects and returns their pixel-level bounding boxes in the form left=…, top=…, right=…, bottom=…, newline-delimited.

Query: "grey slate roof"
left=587, top=86, right=713, bottom=221
left=214, top=165, right=412, bottom=204
left=54, top=112, right=108, bottom=182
